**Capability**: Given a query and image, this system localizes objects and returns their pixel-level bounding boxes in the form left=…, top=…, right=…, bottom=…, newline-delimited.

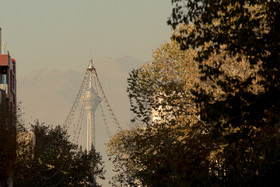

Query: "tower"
left=63, top=56, right=122, bottom=153
left=80, top=59, right=101, bottom=151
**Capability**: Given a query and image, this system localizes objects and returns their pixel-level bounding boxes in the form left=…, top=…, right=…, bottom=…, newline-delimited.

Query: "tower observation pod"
left=63, top=57, right=122, bottom=153
left=81, top=59, right=101, bottom=151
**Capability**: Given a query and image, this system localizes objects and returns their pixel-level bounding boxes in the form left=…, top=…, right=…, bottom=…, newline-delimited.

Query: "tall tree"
left=109, top=35, right=215, bottom=186
left=168, top=0, right=280, bottom=185
left=168, top=1, right=280, bottom=127
left=110, top=17, right=278, bottom=184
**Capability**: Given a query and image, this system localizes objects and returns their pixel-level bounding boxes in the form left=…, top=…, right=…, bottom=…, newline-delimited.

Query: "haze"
left=1, top=1, right=172, bottom=186
left=0, top=0, right=172, bottom=76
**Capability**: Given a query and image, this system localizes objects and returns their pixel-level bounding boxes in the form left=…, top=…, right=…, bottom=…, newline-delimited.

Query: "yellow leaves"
left=209, top=144, right=227, bottom=162
left=173, top=24, right=194, bottom=38
left=212, top=19, right=220, bottom=27
left=106, top=128, right=141, bottom=155
left=46, top=164, right=55, bottom=170
left=38, top=154, right=62, bottom=171
left=138, top=31, right=199, bottom=94
left=56, top=154, right=61, bottom=159
left=39, top=158, right=43, bottom=165
left=38, top=158, right=55, bottom=171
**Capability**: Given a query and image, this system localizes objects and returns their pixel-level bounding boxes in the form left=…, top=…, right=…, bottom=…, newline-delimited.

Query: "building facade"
left=0, top=27, right=17, bottom=187
left=0, top=29, right=16, bottom=117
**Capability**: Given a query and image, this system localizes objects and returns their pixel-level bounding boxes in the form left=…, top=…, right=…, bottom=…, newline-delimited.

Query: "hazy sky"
left=0, top=0, right=172, bottom=76
left=1, top=2, right=173, bottom=185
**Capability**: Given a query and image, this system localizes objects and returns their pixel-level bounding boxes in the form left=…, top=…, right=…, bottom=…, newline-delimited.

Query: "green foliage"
left=14, top=121, right=105, bottom=186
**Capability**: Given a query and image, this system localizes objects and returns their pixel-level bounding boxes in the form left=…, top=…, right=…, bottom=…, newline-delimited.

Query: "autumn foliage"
left=108, top=0, right=280, bottom=186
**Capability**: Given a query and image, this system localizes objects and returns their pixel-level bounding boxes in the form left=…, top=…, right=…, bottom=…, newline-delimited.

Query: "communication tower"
left=80, top=59, right=101, bottom=151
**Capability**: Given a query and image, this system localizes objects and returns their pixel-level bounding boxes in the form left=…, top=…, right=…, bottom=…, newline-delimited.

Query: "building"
left=0, top=28, right=16, bottom=117
left=0, top=27, right=17, bottom=187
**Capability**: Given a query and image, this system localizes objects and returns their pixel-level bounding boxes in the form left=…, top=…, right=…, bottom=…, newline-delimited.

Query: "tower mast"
left=81, top=59, right=100, bottom=151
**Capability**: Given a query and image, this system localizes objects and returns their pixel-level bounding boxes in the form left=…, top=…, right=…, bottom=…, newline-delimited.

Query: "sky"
left=1, top=1, right=174, bottom=185
left=0, top=0, right=172, bottom=77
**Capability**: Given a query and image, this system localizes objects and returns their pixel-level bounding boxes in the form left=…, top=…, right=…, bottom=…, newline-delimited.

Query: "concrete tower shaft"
left=80, top=59, right=101, bottom=151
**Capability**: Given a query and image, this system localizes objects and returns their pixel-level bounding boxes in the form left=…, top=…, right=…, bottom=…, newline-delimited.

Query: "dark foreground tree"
left=168, top=0, right=280, bottom=127
left=14, top=121, right=105, bottom=186
left=108, top=126, right=214, bottom=187
left=169, top=0, right=280, bottom=186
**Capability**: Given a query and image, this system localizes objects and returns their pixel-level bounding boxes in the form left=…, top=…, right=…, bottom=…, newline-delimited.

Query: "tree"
left=168, top=1, right=279, bottom=128
left=168, top=0, right=280, bottom=185
left=128, top=32, right=199, bottom=128
left=110, top=17, right=279, bottom=185
left=69, top=147, right=105, bottom=187
left=109, top=35, right=215, bottom=186
left=14, top=121, right=105, bottom=186
left=108, top=126, right=214, bottom=187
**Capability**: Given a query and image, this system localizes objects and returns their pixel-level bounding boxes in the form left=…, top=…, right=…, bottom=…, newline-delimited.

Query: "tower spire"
left=81, top=57, right=100, bottom=151
left=87, top=50, right=94, bottom=71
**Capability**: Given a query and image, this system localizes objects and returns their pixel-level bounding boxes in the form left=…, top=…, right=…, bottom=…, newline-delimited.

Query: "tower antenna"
left=90, top=49, right=93, bottom=60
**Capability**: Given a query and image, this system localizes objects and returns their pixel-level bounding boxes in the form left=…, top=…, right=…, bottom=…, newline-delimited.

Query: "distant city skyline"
left=0, top=0, right=172, bottom=77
